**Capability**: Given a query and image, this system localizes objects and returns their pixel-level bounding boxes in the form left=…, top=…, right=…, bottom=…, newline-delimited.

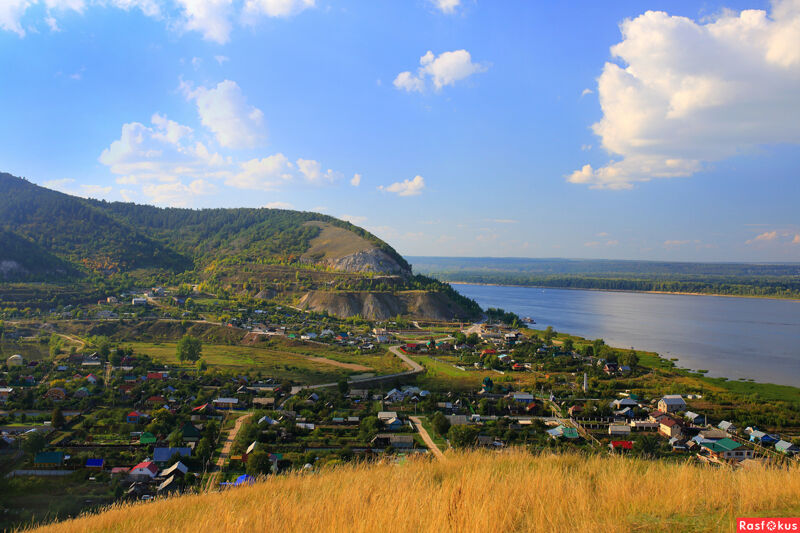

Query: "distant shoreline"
left=446, top=280, right=800, bottom=301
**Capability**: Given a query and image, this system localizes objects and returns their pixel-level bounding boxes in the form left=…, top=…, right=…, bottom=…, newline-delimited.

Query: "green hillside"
left=0, top=173, right=479, bottom=318
left=0, top=172, right=409, bottom=279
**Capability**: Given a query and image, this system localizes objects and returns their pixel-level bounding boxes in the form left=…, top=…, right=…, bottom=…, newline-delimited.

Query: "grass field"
left=130, top=342, right=405, bottom=384
left=27, top=449, right=800, bottom=533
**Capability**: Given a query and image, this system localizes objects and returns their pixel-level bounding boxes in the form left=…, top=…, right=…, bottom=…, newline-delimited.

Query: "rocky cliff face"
left=328, top=249, right=408, bottom=276
left=298, top=290, right=474, bottom=320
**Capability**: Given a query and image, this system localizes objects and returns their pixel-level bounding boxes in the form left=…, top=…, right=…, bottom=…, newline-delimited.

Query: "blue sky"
left=1, top=0, right=799, bottom=262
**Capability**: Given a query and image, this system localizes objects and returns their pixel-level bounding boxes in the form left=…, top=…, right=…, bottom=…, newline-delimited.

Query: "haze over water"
left=453, top=284, right=800, bottom=387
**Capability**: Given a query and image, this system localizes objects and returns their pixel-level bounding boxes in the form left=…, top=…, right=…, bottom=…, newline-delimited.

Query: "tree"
left=22, top=431, right=47, bottom=455
left=177, top=335, right=202, bottom=362
left=466, top=333, right=480, bottom=346
left=543, top=326, right=555, bottom=343
left=562, top=338, right=574, bottom=353
left=246, top=450, right=273, bottom=476
left=431, top=412, right=450, bottom=436
left=359, top=416, right=380, bottom=441
left=168, top=429, right=183, bottom=448
left=337, top=379, right=349, bottom=396
left=635, top=435, right=661, bottom=458
left=51, top=406, right=65, bottom=429
left=447, top=425, right=480, bottom=448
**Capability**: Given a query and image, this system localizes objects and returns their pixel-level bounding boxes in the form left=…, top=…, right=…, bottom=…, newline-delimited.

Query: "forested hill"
left=0, top=173, right=409, bottom=281
left=410, top=256, right=800, bottom=299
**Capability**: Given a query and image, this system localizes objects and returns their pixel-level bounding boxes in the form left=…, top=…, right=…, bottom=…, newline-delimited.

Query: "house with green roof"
left=139, top=431, right=157, bottom=445
left=181, top=422, right=202, bottom=443
left=34, top=451, right=64, bottom=467
left=700, top=438, right=753, bottom=462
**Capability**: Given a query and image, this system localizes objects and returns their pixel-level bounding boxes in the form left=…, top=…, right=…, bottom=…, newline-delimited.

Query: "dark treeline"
left=425, top=272, right=800, bottom=298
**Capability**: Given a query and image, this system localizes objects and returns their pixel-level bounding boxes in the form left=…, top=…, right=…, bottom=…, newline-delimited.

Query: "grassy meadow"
left=26, top=449, right=800, bottom=533
left=129, top=342, right=405, bottom=384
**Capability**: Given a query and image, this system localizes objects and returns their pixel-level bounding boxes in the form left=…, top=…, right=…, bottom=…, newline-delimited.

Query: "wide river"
left=452, top=283, right=800, bottom=387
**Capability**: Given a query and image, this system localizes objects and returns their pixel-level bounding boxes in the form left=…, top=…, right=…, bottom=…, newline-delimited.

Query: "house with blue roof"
left=153, top=447, right=191, bottom=464
left=86, top=458, right=104, bottom=469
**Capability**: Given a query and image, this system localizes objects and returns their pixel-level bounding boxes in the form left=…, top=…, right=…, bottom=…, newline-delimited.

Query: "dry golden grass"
left=28, top=450, right=800, bottom=533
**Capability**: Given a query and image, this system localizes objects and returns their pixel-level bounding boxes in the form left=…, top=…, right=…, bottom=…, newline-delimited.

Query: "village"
left=0, top=290, right=799, bottom=529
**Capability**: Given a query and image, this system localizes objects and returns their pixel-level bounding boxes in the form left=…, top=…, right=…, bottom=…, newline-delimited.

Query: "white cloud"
left=174, top=0, right=234, bottom=44
left=43, top=177, right=76, bottom=192
left=99, top=114, right=226, bottom=184
left=379, top=175, right=425, bottom=196
left=243, top=0, right=314, bottom=18
left=45, top=15, right=60, bottom=31
left=141, top=179, right=217, bottom=207
left=214, top=54, right=229, bottom=65
left=0, top=0, right=308, bottom=42
left=393, top=71, right=425, bottom=93
left=228, top=154, right=294, bottom=190
left=263, top=201, right=293, bottom=209
left=745, top=230, right=782, bottom=245
left=185, top=79, right=265, bottom=149
left=1, top=0, right=35, bottom=36
left=339, top=214, right=366, bottom=224
left=296, top=158, right=340, bottom=183
left=569, top=1, right=800, bottom=189
left=430, top=0, right=459, bottom=14
left=581, top=88, right=593, bottom=97
left=394, top=49, right=487, bottom=92
left=664, top=239, right=690, bottom=246
left=350, top=173, right=361, bottom=187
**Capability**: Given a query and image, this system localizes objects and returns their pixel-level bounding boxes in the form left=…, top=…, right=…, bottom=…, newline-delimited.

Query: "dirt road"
left=410, top=416, right=445, bottom=461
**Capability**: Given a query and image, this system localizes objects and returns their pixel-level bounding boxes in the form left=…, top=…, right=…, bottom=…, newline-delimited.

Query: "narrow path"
left=291, top=345, right=425, bottom=394
left=410, top=416, right=445, bottom=461
left=204, top=412, right=252, bottom=491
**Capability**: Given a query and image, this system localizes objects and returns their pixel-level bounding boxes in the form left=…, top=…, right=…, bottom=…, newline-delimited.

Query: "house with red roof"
left=659, top=417, right=683, bottom=439
left=85, top=374, right=98, bottom=384
left=146, top=395, right=166, bottom=407
left=147, top=372, right=167, bottom=381
left=129, top=461, right=158, bottom=480
left=126, top=411, right=142, bottom=424
left=609, top=441, right=634, bottom=452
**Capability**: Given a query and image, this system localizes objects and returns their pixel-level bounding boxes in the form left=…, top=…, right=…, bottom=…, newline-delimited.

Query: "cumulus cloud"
left=227, top=154, right=294, bottom=190
left=430, top=0, right=459, bottom=14
left=394, top=49, right=487, bottom=92
left=746, top=231, right=779, bottom=244
left=350, top=173, right=361, bottom=187
left=243, top=0, right=314, bottom=18
left=743, top=230, right=800, bottom=246
left=339, top=214, right=366, bottom=224
left=263, top=201, right=293, bottom=209
left=184, top=80, right=265, bottom=149
left=99, top=113, right=228, bottom=190
left=1, top=0, right=308, bottom=42
left=296, top=158, right=340, bottom=183
left=379, top=175, right=425, bottom=196
left=141, top=179, right=217, bottom=206
left=569, top=1, right=800, bottom=189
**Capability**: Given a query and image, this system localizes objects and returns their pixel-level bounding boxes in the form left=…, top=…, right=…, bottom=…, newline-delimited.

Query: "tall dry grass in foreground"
left=28, top=450, right=800, bottom=533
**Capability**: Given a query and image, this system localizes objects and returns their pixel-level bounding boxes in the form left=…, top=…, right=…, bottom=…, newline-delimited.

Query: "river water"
left=452, top=283, right=800, bottom=387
